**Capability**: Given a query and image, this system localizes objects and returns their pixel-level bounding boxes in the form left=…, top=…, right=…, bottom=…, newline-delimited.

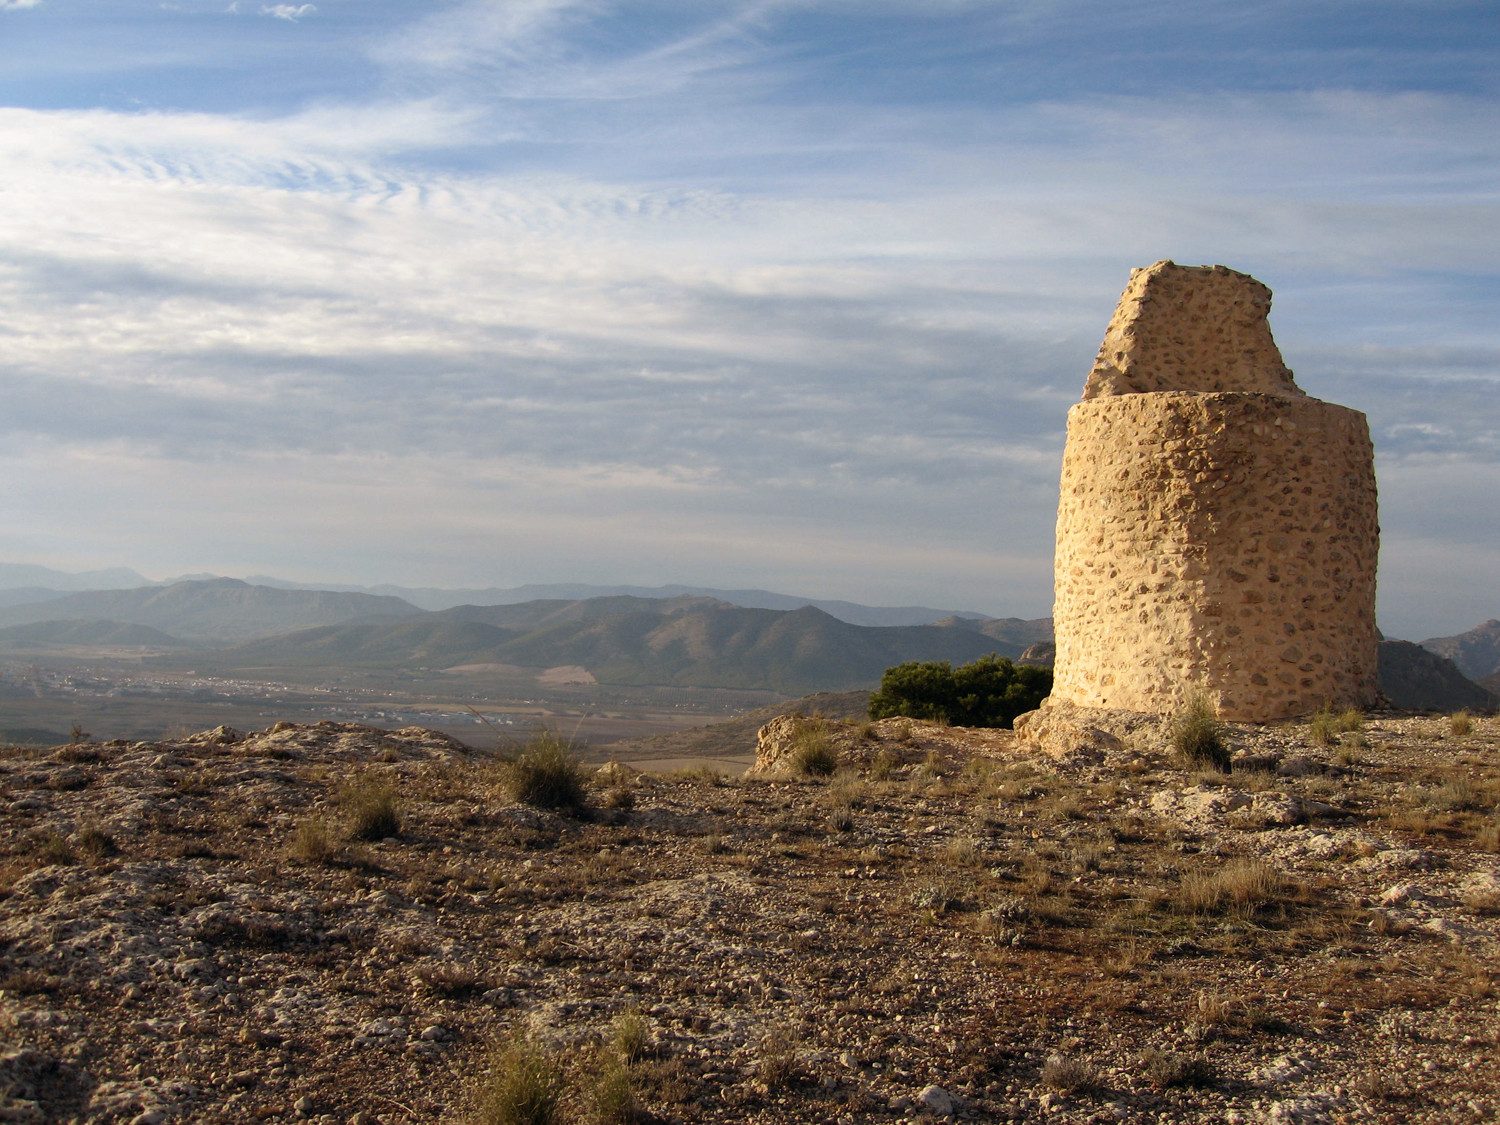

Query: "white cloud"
left=0, top=0, right=43, bottom=9
left=261, top=3, right=314, bottom=20
left=0, top=72, right=1495, bottom=624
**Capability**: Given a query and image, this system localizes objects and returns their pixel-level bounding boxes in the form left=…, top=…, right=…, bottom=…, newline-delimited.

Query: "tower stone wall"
left=1047, top=261, right=1380, bottom=722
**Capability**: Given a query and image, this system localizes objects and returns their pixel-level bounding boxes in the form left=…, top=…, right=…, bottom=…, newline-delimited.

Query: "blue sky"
left=0, top=0, right=1496, bottom=639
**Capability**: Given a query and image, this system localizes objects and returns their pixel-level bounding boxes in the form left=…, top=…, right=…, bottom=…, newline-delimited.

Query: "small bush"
left=75, top=825, right=118, bottom=859
left=1169, top=695, right=1230, bottom=771
left=499, top=731, right=588, bottom=811
left=785, top=717, right=839, bottom=777
left=610, top=1009, right=650, bottom=1064
left=1431, top=776, right=1483, bottom=812
left=1309, top=707, right=1363, bottom=747
left=288, top=818, right=336, bottom=864
left=869, top=654, right=1051, bottom=728
left=473, top=1036, right=569, bottom=1125
left=1136, top=1048, right=1216, bottom=1089
left=341, top=775, right=401, bottom=840
left=1040, top=1053, right=1098, bottom=1093
left=1451, top=710, right=1474, bottom=737
left=34, top=831, right=76, bottom=866
left=757, top=1035, right=799, bottom=1088
left=589, top=1056, right=636, bottom=1124
left=1178, top=859, right=1287, bottom=915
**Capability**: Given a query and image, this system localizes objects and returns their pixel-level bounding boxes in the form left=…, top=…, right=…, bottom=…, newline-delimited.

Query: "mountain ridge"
left=0, top=578, right=424, bottom=642
left=173, top=600, right=1035, bottom=696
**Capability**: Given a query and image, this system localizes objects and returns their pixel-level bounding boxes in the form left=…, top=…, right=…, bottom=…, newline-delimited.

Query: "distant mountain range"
left=0, top=564, right=1493, bottom=706
left=1418, top=620, right=1500, bottom=682
left=183, top=596, right=1049, bottom=696
left=0, top=578, right=422, bottom=642
left=0, top=563, right=993, bottom=628
left=0, top=575, right=1051, bottom=695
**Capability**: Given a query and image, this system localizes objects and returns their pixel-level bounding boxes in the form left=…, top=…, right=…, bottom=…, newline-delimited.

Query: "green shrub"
left=341, top=774, right=401, bottom=840
left=1169, top=695, right=1230, bottom=770
left=868, top=654, right=1051, bottom=728
left=472, top=1036, right=569, bottom=1125
left=499, top=731, right=588, bottom=811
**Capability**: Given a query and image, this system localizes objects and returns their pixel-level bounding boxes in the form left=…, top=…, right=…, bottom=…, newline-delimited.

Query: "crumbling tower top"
left=1083, top=261, right=1305, bottom=400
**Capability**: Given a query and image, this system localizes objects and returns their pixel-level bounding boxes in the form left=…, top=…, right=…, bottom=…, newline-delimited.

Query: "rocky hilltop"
left=1, top=713, right=1498, bottom=1124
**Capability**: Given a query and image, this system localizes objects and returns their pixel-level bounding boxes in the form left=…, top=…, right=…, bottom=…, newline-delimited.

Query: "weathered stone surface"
left=1011, top=699, right=1142, bottom=760
left=749, top=714, right=1014, bottom=774
left=1049, top=261, right=1380, bottom=722
left=1084, top=261, right=1302, bottom=399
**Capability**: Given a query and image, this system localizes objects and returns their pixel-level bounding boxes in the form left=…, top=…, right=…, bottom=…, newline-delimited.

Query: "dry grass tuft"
left=1169, top=695, right=1230, bottom=770
left=472, top=1035, right=570, bottom=1125
left=288, top=818, right=336, bottom=864
left=610, top=1008, right=651, bottom=1065
left=1309, top=707, right=1364, bottom=747
left=756, top=1033, right=799, bottom=1088
left=785, top=716, right=839, bottom=777
left=1136, top=1048, right=1217, bottom=1089
left=498, top=731, right=588, bottom=811
left=341, top=773, right=401, bottom=840
left=1178, top=858, right=1292, bottom=915
left=1040, top=1053, right=1098, bottom=1092
left=1450, top=710, right=1474, bottom=737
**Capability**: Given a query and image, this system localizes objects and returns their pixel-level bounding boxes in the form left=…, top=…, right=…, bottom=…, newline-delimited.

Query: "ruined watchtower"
left=1048, top=261, right=1379, bottom=722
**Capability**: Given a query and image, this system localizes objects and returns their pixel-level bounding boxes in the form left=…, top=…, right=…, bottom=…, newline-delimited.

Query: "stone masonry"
left=1046, top=261, right=1379, bottom=722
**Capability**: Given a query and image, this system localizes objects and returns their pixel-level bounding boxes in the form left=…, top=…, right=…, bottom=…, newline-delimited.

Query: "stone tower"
left=1048, top=261, right=1379, bottom=722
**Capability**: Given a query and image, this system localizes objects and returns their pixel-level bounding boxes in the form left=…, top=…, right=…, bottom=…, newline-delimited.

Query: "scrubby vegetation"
left=868, top=654, right=1051, bottom=728
left=784, top=715, right=840, bottom=776
left=497, top=730, right=589, bottom=812
left=340, top=772, right=402, bottom=840
left=1168, top=694, right=1231, bottom=770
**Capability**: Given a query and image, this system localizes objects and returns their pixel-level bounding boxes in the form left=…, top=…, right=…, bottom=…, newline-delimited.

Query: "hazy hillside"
left=1378, top=640, right=1497, bottom=711
left=0, top=578, right=422, bottom=642
left=0, top=562, right=152, bottom=591
left=933, top=614, right=1055, bottom=648
left=0, top=619, right=189, bottom=651
left=203, top=619, right=524, bottom=668
left=432, top=594, right=719, bottom=631
left=0, top=587, right=71, bottom=610
left=250, top=577, right=996, bottom=625
left=171, top=599, right=1041, bottom=695
left=489, top=603, right=1020, bottom=694
left=1421, top=619, right=1500, bottom=681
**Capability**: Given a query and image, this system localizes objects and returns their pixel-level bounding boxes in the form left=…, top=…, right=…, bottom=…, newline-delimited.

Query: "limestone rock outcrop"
left=1045, top=260, right=1379, bottom=723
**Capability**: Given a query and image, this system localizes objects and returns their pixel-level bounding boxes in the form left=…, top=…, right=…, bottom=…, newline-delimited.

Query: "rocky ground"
left=1, top=710, right=1497, bottom=1125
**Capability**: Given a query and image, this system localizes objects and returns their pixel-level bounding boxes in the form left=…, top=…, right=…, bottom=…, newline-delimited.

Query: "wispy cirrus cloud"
left=261, top=3, right=315, bottom=20
left=0, top=1, right=1495, bottom=633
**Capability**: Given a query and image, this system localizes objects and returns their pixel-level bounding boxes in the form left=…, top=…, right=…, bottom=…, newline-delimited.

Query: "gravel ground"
left=0, top=712, right=1496, bottom=1124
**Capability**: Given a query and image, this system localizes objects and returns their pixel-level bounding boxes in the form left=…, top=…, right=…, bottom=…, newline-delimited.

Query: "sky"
left=0, top=0, right=1496, bottom=641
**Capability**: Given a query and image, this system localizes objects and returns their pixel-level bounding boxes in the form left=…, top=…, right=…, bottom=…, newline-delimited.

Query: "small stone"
left=419, top=1025, right=447, bottom=1042
left=917, top=1085, right=956, bottom=1116
left=295, top=1095, right=316, bottom=1115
